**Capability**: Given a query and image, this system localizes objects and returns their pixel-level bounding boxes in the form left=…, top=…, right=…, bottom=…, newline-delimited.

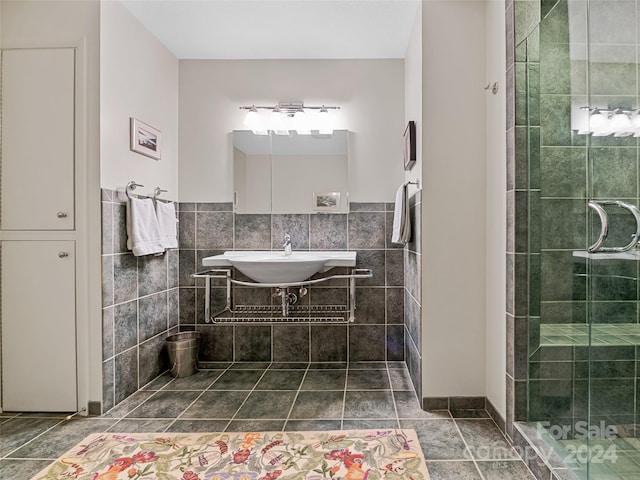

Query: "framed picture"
left=130, top=118, right=161, bottom=160
left=403, top=120, right=416, bottom=171
left=313, top=192, right=341, bottom=212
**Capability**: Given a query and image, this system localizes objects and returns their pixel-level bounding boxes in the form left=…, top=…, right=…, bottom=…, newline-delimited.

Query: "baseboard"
left=87, top=401, right=102, bottom=416
left=485, top=397, right=506, bottom=434
left=422, top=396, right=485, bottom=411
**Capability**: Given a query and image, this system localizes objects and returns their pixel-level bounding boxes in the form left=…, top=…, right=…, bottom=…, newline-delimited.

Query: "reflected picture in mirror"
left=233, top=130, right=349, bottom=214
left=313, top=192, right=341, bottom=212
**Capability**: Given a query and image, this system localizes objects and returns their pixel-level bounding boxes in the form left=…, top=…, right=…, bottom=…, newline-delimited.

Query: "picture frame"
left=130, top=118, right=161, bottom=160
left=313, top=192, right=341, bottom=212
left=403, top=120, right=416, bottom=171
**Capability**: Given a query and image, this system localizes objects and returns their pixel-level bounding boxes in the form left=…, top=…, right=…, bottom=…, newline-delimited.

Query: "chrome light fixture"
left=240, top=102, right=340, bottom=135
left=243, top=105, right=259, bottom=128
left=270, top=106, right=289, bottom=135
left=317, top=106, right=332, bottom=135
left=293, top=110, right=310, bottom=135
left=576, top=106, right=640, bottom=137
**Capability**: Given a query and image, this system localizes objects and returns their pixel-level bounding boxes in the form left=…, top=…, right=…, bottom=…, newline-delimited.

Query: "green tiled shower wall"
left=507, top=0, right=542, bottom=439
left=511, top=0, right=640, bottom=440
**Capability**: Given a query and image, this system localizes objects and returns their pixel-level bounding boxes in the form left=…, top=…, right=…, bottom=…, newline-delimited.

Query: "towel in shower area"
left=392, top=183, right=411, bottom=244
left=155, top=200, right=178, bottom=249
left=126, top=196, right=164, bottom=256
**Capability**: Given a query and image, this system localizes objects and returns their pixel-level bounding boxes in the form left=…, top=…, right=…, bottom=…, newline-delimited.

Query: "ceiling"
left=120, top=0, right=420, bottom=59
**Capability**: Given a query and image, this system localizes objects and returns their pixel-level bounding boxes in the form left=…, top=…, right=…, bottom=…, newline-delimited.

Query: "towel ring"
left=154, top=187, right=168, bottom=197
left=126, top=180, right=144, bottom=199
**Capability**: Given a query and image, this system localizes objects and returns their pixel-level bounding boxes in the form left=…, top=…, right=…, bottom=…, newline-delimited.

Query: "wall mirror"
left=233, top=130, right=349, bottom=214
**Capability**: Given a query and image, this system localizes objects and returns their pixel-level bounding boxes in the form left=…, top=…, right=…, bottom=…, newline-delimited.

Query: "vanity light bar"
left=240, top=102, right=340, bottom=116
left=240, top=102, right=340, bottom=135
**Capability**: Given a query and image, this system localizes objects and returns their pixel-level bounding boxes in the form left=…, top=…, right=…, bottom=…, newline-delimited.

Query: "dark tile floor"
left=0, top=362, right=535, bottom=479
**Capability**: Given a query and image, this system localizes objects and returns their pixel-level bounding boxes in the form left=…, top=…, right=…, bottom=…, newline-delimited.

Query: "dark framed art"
left=403, top=120, right=416, bottom=171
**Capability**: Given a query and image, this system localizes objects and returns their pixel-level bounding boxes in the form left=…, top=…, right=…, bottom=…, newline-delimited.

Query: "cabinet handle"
left=57, top=212, right=68, bottom=218
left=58, top=251, right=69, bottom=258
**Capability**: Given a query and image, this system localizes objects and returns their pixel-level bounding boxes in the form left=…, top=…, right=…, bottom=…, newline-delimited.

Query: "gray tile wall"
left=101, top=188, right=179, bottom=413
left=100, top=193, right=415, bottom=413
left=178, top=201, right=406, bottom=364
left=405, top=190, right=422, bottom=400
left=100, top=188, right=418, bottom=413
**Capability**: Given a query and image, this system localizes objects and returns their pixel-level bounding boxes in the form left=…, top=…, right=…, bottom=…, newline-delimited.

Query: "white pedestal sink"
left=202, top=251, right=356, bottom=284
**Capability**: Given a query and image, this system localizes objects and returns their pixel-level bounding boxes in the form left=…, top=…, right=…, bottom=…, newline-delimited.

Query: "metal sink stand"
left=191, top=268, right=373, bottom=324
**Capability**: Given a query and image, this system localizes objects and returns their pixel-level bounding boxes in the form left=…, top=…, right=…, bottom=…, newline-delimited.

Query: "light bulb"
left=611, top=111, right=632, bottom=136
left=589, top=111, right=610, bottom=136
left=244, top=106, right=259, bottom=129
left=294, top=110, right=310, bottom=135
left=575, top=107, right=590, bottom=135
left=270, top=107, right=288, bottom=135
left=632, top=111, right=640, bottom=137
left=248, top=108, right=268, bottom=135
left=318, top=107, right=332, bottom=135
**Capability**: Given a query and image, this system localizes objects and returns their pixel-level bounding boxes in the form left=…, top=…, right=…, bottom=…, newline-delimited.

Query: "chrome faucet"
left=283, top=233, right=292, bottom=256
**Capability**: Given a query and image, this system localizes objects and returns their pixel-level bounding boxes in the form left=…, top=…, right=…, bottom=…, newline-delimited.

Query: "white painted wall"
left=485, top=0, right=507, bottom=419
left=100, top=0, right=179, bottom=197
left=1, top=0, right=102, bottom=411
left=404, top=1, right=422, bottom=187
left=178, top=60, right=405, bottom=203
left=421, top=1, right=487, bottom=397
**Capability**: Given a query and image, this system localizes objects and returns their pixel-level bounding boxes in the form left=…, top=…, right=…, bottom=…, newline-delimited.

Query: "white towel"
left=391, top=183, right=412, bottom=245
left=155, top=200, right=178, bottom=249
left=126, top=197, right=165, bottom=256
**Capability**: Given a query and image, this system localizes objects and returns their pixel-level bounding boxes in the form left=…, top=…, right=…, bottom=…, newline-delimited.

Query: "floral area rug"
left=31, top=429, right=430, bottom=480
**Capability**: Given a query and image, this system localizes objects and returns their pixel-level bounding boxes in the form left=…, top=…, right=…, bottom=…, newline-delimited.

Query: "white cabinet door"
left=1, top=240, right=77, bottom=411
left=1, top=48, right=75, bottom=230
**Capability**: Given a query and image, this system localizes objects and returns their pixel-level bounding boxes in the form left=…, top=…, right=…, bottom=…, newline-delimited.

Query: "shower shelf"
left=191, top=268, right=373, bottom=324
left=540, top=323, right=640, bottom=347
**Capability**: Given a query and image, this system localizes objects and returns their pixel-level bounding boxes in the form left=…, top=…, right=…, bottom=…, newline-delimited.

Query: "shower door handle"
left=587, top=201, right=608, bottom=252
left=587, top=200, right=640, bottom=252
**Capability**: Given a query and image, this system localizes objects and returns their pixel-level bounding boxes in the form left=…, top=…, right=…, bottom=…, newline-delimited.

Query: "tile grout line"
left=282, top=364, right=311, bottom=431
left=109, top=388, right=166, bottom=422
left=340, top=365, right=349, bottom=429
left=221, top=366, right=272, bottom=431
left=162, top=365, right=233, bottom=432
left=108, top=368, right=214, bottom=430
left=450, top=418, right=488, bottom=480
left=385, top=362, right=402, bottom=428
left=2, top=416, right=90, bottom=460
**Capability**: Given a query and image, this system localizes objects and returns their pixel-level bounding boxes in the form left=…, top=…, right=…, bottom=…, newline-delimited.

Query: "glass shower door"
left=528, top=1, right=593, bottom=477
left=582, top=0, right=640, bottom=477
left=526, top=0, right=640, bottom=478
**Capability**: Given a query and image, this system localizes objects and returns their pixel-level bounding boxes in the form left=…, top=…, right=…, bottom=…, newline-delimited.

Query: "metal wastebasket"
left=166, top=331, right=200, bottom=378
